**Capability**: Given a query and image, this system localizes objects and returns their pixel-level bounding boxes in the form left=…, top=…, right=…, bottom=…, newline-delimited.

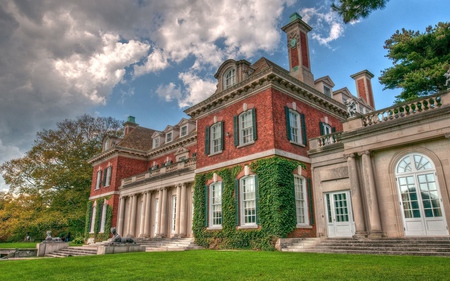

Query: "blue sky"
left=0, top=0, right=449, bottom=190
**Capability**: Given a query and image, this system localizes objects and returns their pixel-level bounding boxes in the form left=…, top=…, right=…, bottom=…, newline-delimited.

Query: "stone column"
left=175, top=185, right=181, bottom=236
left=346, top=153, right=366, bottom=237
left=128, top=194, right=137, bottom=237
left=156, top=189, right=163, bottom=237
left=179, top=183, right=187, bottom=237
left=359, top=151, right=382, bottom=238
left=143, top=191, right=152, bottom=237
left=139, top=193, right=146, bottom=237
left=117, top=196, right=126, bottom=236
left=160, top=188, right=168, bottom=237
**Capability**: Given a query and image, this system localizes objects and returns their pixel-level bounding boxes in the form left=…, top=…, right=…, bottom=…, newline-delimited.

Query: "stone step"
left=45, top=247, right=98, bottom=258
left=135, top=238, right=202, bottom=252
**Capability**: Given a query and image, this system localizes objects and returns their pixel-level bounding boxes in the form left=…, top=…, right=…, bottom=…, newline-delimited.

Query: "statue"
left=44, top=231, right=63, bottom=242
left=345, top=99, right=358, bottom=117
left=109, top=227, right=135, bottom=244
left=444, top=68, right=450, bottom=89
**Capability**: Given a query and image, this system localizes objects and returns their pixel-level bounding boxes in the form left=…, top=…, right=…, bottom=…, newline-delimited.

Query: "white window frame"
left=239, top=111, right=253, bottom=145
left=289, top=110, right=302, bottom=144
left=294, top=176, right=309, bottom=226
left=104, top=166, right=112, bottom=187
left=180, top=125, right=188, bottom=137
left=322, top=122, right=332, bottom=135
left=209, top=182, right=222, bottom=228
left=210, top=122, right=222, bottom=154
left=152, top=138, right=160, bottom=149
left=323, top=86, right=331, bottom=97
left=223, top=68, right=236, bottom=90
left=95, top=170, right=102, bottom=190
left=240, top=176, right=257, bottom=226
left=166, top=132, right=173, bottom=143
left=171, top=195, right=177, bottom=233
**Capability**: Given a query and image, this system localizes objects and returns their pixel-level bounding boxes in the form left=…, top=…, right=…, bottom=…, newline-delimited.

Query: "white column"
left=129, top=194, right=137, bottom=237
left=143, top=191, right=152, bottom=237
left=175, top=185, right=181, bottom=236
left=179, top=183, right=187, bottom=237
left=117, top=196, right=125, bottom=236
left=139, top=193, right=146, bottom=237
left=346, top=153, right=366, bottom=237
left=160, top=188, right=168, bottom=237
left=359, top=151, right=382, bottom=237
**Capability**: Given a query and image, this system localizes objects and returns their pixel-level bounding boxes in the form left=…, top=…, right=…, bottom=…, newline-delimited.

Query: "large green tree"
left=379, top=22, right=450, bottom=102
left=332, top=0, right=388, bottom=23
left=0, top=115, right=122, bottom=241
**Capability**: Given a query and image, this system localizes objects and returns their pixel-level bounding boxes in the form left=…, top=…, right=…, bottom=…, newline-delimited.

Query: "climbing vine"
left=84, top=196, right=113, bottom=242
left=193, top=156, right=305, bottom=250
left=84, top=201, right=93, bottom=240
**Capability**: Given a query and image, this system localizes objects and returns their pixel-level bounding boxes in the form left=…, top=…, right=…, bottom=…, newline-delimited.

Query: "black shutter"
left=204, top=185, right=209, bottom=227
left=301, top=113, right=307, bottom=146
left=251, top=108, right=257, bottom=141
left=285, top=106, right=291, bottom=141
left=205, top=126, right=210, bottom=155
left=255, top=176, right=259, bottom=225
left=102, top=169, right=107, bottom=186
left=319, top=121, right=324, bottom=136
left=332, top=127, right=336, bottom=133
left=233, top=115, right=239, bottom=146
left=307, top=178, right=314, bottom=225
left=220, top=121, right=225, bottom=151
left=235, top=179, right=239, bottom=226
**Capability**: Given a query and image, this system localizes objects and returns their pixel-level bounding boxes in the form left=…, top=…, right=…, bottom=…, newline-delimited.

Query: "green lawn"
left=0, top=250, right=448, bottom=280
left=0, top=242, right=38, bottom=249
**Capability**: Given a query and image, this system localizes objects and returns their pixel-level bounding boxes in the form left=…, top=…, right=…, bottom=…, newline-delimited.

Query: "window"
left=320, top=122, right=335, bottom=135
left=323, top=86, right=331, bottom=97
left=233, top=108, right=257, bottom=147
left=205, top=122, right=223, bottom=155
left=171, top=195, right=177, bottom=233
left=104, top=166, right=112, bottom=187
left=285, top=107, right=306, bottom=145
left=209, top=182, right=222, bottom=227
left=223, top=68, right=236, bottom=90
left=95, top=170, right=102, bottom=190
left=153, top=138, right=160, bottom=149
left=240, top=176, right=257, bottom=226
left=166, top=132, right=173, bottom=143
left=294, top=176, right=309, bottom=225
left=180, top=125, right=188, bottom=137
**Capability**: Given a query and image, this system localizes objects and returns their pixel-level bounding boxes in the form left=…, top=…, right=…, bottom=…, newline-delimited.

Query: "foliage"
left=379, top=22, right=450, bottom=102
left=0, top=115, right=122, bottom=242
left=332, top=0, right=388, bottom=23
left=0, top=242, right=37, bottom=248
left=193, top=156, right=304, bottom=250
left=1, top=251, right=450, bottom=280
left=85, top=198, right=112, bottom=242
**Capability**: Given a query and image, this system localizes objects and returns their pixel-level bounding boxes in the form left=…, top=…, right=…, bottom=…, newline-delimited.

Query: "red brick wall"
left=300, top=32, right=309, bottom=69
left=357, top=79, right=368, bottom=104
left=290, top=47, right=299, bottom=69
left=367, top=79, right=375, bottom=107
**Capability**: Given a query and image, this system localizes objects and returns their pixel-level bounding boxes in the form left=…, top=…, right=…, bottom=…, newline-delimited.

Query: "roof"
left=116, top=126, right=156, bottom=151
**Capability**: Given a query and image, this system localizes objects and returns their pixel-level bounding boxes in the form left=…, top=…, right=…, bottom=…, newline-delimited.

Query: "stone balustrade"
left=309, top=132, right=343, bottom=149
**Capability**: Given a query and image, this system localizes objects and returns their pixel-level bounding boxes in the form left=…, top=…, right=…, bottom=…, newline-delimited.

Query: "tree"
left=379, top=22, right=450, bottom=102
left=0, top=115, right=122, bottom=241
left=332, top=0, right=389, bottom=23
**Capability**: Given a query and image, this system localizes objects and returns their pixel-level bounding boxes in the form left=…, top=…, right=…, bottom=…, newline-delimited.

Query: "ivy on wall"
left=193, top=156, right=305, bottom=250
left=84, top=197, right=113, bottom=242
left=84, top=201, right=93, bottom=239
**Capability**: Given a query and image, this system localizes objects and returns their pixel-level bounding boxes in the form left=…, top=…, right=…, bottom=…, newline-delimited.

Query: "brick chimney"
left=281, top=12, right=314, bottom=86
left=351, top=70, right=375, bottom=109
left=123, top=116, right=138, bottom=136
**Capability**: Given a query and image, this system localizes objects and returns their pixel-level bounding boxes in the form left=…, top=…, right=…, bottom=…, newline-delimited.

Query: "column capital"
left=357, top=150, right=371, bottom=157
left=445, top=132, right=450, bottom=139
left=344, top=153, right=356, bottom=159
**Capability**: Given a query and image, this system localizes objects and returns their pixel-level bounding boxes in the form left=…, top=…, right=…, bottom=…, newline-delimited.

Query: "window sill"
left=237, top=224, right=258, bottom=230
left=208, top=151, right=223, bottom=157
left=296, top=224, right=312, bottom=229
left=207, top=226, right=223, bottom=230
left=290, top=141, right=305, bottom=147
left=237, top=140, right=255, bottom=149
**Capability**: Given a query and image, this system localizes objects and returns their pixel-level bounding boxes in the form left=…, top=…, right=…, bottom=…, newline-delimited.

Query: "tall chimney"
left=281, top=12, right=314, bottom=86
left=123, top=116, right=138, bottom=136
left=351, top=70, right=375, bottom=109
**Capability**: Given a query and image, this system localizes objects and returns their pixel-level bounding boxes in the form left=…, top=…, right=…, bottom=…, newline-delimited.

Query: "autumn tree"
left=0, top=115, right=122, bottom=241
left=379, top=22, right=450, bottom=102
left=332, top=0, right=388, bottom=23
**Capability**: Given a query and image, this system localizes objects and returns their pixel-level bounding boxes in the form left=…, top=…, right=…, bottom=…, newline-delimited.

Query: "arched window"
left=223, top=68, right=236, bottom=89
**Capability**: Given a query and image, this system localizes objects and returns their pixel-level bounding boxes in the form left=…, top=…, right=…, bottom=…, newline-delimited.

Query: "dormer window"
left=323, top=86, right=331, bottom=98
left=223, top=68, right=236, bottom=90
left=153, top=138, right=160, bottom=149
left=166, top=132, right=173, bottom=143
left=180, top=125, right=188, bottom=137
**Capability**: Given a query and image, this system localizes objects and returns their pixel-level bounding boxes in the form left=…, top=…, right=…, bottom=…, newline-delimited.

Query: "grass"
left=0, top=250, right=449, bottom=280
left=0, top=242, right=82, bottom=248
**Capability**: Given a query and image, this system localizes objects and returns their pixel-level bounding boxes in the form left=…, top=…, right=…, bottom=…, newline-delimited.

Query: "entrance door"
left=396, top=154, right=448, bottom=236
left=325, top=191, right=355, bottom=238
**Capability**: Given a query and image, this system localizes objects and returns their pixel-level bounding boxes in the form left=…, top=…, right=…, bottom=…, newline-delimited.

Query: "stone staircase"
left=279, top=237, right=450, bottom=257
left=135, top=238, right=203, bottom=252
left=45, top=246, right=98, bottom=258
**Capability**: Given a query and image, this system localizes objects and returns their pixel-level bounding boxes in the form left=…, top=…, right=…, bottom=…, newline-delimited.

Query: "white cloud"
left=0, top=139, right=23, bottom=192
left=178, top=72, right=217, bottom=108
left=133, top=48, right=168, bottom=77
left=155, top=83, right=182, bottom=102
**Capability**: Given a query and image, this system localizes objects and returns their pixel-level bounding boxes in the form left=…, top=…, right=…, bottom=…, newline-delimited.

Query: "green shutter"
left=285, top=106, right=291, bottom=140
left=332, top=127, right=336, bottom=133
left=307, top=178, right=314, bottom=225
left=205, top=126, right=210, bottom=155
left=102, top=169, right=107, bottom=186
left=252, top=108, right=257, bottom=141
left=204, top=185, right=209, bottom=227
left=233, top=115, right=239, bottom=146
left=319, top=121, right=324, bottom=136
left=220, top=121, right=225, bottom=151
left=301, top=113, right=307, bottom=146
left=235, top=179, right=239, bottom=226
left=255, top=175, right=259, bottom=225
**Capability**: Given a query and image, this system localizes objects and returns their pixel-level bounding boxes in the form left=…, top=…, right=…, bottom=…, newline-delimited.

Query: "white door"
left=153, top=199, right=159, bottom=237
left=325, top=191, right=355, bottom=238
left=396, top=154, right=448, bottom=236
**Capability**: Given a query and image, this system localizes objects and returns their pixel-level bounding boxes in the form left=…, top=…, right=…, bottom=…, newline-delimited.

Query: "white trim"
left=89, top=191, right=119, bottom=200
left=195, top=149, right=311, bottom=173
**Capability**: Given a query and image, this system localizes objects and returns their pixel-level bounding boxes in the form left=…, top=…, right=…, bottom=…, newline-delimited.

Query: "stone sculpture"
left=345, top=99, right=358, bottom=117
left=44, top=231, right=63, bottom=242
left=109, top=227, right=135, bottom=244
left=444, top=68, right=450, bottom=89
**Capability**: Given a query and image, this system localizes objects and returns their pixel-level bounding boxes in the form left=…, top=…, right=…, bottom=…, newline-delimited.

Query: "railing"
left=361, top=95, right=442, bottom=127
left=310, top=132, right=343, bottom=149
left=121, top=157, right=196, bottom=187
